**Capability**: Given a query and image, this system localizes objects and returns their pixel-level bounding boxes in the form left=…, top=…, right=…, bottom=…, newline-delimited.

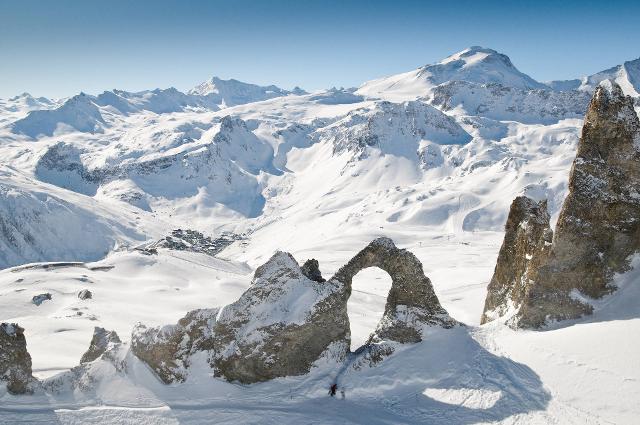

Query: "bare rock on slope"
left=131, top=308, right=218, bottom=383
left=480, top=197, right=553, bottom=324
left=0, top=323, right=36, bottom=394
left=483, top=81, right=640, bottom=328
left=80, top=327, right=121, bottom=364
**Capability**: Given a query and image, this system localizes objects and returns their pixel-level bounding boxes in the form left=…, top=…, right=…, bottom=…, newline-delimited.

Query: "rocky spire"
left=481, top=197, right=553, bottom=324
left=0, top=323, right=36, bottom=394
left=483, top=80, right=640, bottom=328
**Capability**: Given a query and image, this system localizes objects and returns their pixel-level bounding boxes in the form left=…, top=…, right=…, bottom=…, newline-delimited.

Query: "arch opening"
left=347, top=266, right=392, bottom=351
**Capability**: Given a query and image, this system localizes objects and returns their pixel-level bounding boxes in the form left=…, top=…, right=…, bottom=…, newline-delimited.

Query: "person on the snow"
left=329, top=383, right=337, bottom=397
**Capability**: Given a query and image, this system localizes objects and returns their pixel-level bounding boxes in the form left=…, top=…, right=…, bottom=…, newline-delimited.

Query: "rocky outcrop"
left=80, top=327, right=121, bottom=364
left=480, top=197, right=553, bottom=324
left=332, top=237, right=458, bottom=344
left=0, top=323, right=35, bottom=394
left=212, top=252, right=348, bottom=383
left=301, top=258, right=325, bottom=282
left=133, top=238, right=455, bottom=384
left=131, top=308, right=218, bottom=383
left=483, top=81, right=640, bottom=328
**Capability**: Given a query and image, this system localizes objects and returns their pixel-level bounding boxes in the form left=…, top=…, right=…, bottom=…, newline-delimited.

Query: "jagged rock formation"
left=80, top=327, right=121, bottom=364
left=301, top=258, right=325, bottom=282
left=483, top=81, right=640, bottom=328
left=131, top=308, right=218, bottom=383
left=133, top=238, right=456, bottom=384
left=332, top=237, right=458, bottom=344
left=212, top=252, right=348, bottom=384
left=480, top=197, right=553, bottom=324
left=0, top=323, right=35, bottom=394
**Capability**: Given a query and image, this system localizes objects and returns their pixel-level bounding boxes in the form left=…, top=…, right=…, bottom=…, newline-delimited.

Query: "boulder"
left=80, top=327, right=121, bottom=364
left=481, top=197, right=553, bottom=324
left=0, top=323, right=35, bottom=394
left=78, top=289, right=92, bottom=300
left=32, top=293, right=52, bottom=306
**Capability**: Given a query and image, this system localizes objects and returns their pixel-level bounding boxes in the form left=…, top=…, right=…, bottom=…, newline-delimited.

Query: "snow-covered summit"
left=547, top=57, right=640, bottom=96
left=357, top=46, right=547, bottom=101
left=189, top=76, right=306, bottom=107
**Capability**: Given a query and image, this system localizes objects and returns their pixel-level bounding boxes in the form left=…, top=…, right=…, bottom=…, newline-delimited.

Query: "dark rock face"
left=131, top=308, right=218, bottom=384
left=301, top=258, right=325, bottom=282
left=0, top=323, right=35, bottom=394
left=78, top=289, right=92, bottom=300
left=332, top=237, right=457, bottom=344
left=481, top=197, right=553, bottom=324
left=212, top=252, right=348, bottom=384
left=80, top=327, right=121, bottom=364
left=483, top=81, right=640, bottom=328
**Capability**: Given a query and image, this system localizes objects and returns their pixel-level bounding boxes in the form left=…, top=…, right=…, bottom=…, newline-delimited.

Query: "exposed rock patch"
left=0, top=323, right=35, bottom=394
left=32, top=293, right=52, bottom=306
left=80, top=327, right=121, bottom=364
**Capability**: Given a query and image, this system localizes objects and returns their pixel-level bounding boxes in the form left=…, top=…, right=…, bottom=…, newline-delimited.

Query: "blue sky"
left=1, top=0, right=639, bottom=98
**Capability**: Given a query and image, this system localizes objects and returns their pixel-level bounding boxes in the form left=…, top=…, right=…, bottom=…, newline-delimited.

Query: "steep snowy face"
left=0, top=171, right=147, bottom=268
left=548, top=57, right=640, bottom=96
left=430, top=81, right=591, bottom=124
left=33, top=115, right=277, bottom=218
left=357, top=46, right=546, bottom=101
left=315, top=100, right=471, bottom=161
left=189, top=76, right=306, bottom=108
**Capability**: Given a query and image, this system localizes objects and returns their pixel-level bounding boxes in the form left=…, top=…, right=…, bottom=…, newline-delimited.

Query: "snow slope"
left=0, top=46, right=639, bottom=424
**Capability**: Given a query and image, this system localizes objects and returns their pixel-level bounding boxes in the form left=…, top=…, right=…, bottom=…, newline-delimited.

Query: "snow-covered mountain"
left=1, top=46, right=639, bottom=424
left=547, top=56, right=640, bottom=96
left=189, top=76, right=306, bottom=107
left=357, top=46, right=547, bottom=101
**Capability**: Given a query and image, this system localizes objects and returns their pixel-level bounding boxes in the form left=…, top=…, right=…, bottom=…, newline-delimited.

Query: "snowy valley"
left=1, top=46, right=639, bottom=424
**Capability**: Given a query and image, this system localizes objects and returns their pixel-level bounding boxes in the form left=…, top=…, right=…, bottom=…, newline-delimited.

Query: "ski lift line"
left=164, top=252, right=248, bottom=276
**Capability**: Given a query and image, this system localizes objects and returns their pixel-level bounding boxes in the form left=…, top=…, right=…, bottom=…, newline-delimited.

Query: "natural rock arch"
left=331, top=238, right=457, bottom=345
left=133, top=238, right=458, bottom=384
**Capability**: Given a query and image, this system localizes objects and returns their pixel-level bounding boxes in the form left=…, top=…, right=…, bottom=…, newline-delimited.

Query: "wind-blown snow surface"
left=1, top=47, right=639, bottom=424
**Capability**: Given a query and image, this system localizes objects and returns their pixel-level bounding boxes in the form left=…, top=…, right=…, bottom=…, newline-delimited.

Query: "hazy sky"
left=1, top=0, right=639, bottom=98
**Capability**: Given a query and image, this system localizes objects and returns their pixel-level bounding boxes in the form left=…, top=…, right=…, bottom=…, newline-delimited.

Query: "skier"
left=340, top=388, right=345, bottom=400
left=329, top=383, right=337, bottom=397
